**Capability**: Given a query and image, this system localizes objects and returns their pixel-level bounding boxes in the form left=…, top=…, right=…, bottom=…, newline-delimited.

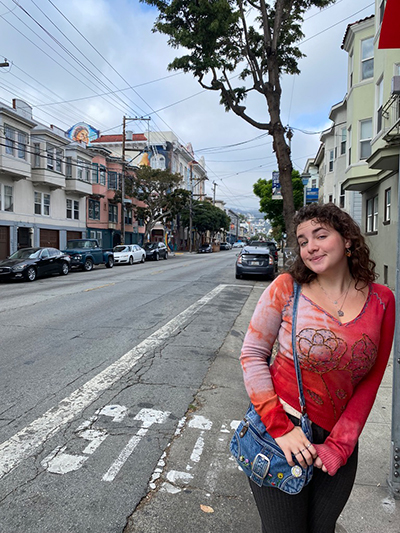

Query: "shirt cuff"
left=313, top=443, right=345, bottom=476
left=261, top=405, right=295, bottom=439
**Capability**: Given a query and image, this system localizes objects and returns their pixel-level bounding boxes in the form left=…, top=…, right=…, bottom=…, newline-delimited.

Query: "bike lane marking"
left=0, top=284, right=227, bottom=480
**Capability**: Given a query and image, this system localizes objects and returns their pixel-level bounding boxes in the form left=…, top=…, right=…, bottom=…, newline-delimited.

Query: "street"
left=0, top=250, right=270, bottom=532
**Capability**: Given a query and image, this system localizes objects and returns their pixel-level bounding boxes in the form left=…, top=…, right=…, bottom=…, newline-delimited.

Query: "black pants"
left=249, top=417, right=358, bottom=533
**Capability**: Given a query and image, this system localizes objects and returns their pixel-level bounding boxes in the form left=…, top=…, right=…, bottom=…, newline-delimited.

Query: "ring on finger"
left=305, top=443, right=312, bottom=449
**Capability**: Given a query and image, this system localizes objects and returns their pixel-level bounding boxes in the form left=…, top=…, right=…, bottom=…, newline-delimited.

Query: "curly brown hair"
left=288, top=203, right=376, bottom=288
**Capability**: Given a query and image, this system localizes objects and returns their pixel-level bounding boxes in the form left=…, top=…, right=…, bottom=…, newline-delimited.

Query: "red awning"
left=379, top=0, right=400, bottom=49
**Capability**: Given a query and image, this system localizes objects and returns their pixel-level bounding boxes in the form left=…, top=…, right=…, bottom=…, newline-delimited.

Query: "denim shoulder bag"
left=230, top=281, right=313, bottom=495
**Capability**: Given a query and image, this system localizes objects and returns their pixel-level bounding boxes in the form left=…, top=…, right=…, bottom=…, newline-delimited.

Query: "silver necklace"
left=317, top=278, right=352, bottom=317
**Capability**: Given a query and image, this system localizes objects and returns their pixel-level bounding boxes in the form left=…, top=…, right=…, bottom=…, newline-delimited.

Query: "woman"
left=240, top=203, right=395, bottom=533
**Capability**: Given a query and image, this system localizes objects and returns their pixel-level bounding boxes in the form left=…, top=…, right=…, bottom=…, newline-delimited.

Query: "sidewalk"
left=124, top=286, right=400, bottom=533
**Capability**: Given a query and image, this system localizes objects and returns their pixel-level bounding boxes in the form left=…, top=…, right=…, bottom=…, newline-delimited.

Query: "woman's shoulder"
left=370, top=282, right=395, bottom=306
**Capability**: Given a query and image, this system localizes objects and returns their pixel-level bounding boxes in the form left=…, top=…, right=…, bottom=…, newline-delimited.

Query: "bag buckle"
left=250, top=453, right=271, bottom=487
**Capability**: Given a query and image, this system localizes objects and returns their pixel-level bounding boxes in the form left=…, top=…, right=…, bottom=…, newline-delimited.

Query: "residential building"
left=340, top=3, right=400, bottom=288
left=0, top=99, right=89, bottom=259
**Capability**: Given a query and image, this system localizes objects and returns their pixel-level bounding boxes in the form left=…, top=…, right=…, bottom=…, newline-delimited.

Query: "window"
left=88, top=199, right=100, bottom=220
left=66, top=157, right=72, bottom=178
left=339, top=184, right=345, bottom=209
left=5, top=125, right=14, bottom=154
left=47, top=144, right=54, bottom=170
left=340, top=128, right=347, bottom=155
left=99, top=166, right=106, bottom=185
left=125, top=208, right=132, bottom=225
left=108, top=172, right=118, bottom=190
left=0, top=184, right=13, bottom=212
left=92, top=163, right=99, bottom=184
left=33, top=143, right=41, bottom=167
left=89, top=230, right=102, bottom=247
left=34, top=192, right=50, bottom=216
left=18, top=131, right=27, bottom=159
left=348, top=126, right=352, bottom=166
left=379, top=0, right=386, bottom=25
left=77, top=159, right=90, bottom=182
left=108, top=204, right=118, bottom=223
left=349, top=53, right=353, bottom=88
left=66, top=199, right=79, bottom=220
left=366, top=195, right=378, bottom=233
left=329, top=150, right=334, bottom=172
left=377, top=78, right=384, bottom=133
left=56, top=149, right=63, bottom=173
left=384, top=188, right=391, bottom=223
left=361, top=38, right=374, bottom=80
left=4, top=125, right=27, bottom=159
left=360, top=119, right=372, bottom=159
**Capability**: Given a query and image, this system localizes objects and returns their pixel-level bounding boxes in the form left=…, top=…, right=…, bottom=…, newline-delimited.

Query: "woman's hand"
left=275, top=426, right=318, bottom=468
left=313, top=456, right=328, bottom=473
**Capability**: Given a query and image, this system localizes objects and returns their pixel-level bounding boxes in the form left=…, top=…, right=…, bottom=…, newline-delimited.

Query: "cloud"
left=0, top=0, right=375, bottom=212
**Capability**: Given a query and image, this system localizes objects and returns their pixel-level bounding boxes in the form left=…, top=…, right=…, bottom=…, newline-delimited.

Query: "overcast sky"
left=0, top=0, right=376, bottom=213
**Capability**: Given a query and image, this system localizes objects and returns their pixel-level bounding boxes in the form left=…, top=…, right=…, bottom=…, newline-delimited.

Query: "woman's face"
left=296, top=218, right=351, bottom=276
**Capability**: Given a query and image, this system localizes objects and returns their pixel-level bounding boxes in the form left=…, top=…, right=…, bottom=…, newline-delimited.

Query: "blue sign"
left=306, top=188, right=319, bottom=203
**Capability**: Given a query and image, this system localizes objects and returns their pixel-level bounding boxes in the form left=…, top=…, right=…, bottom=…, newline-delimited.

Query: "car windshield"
left=9, top=249, right=41, bottom=260
left=114, top=246, right=128, bottom=253
left=144, top=243, right=157, bottom=250
left=66, top=240, right=87, bottom=249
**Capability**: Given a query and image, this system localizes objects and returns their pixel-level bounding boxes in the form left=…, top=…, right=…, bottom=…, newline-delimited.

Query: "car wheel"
left=105, top=256, right=114, bottom=268
left=60, top=262, right=69, bottom=276
left=141, top=255, right=145, bottom=263
left=25, top=266, right=37, bottom=282
left=235, top=272, right=242, bottom=280
left=83, top=258, right=93, bottom=271
left=164, top=252, right=168, bottom=260
left=129, top=256, right=134, bottom=265
left=154, top=253, right=159, bottom=261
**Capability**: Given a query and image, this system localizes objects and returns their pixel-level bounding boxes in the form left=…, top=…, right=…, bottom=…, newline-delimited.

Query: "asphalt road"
left=0, top=250, right=270, bottom=532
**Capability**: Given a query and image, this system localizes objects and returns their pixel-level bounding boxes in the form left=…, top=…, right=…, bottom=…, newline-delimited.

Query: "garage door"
left=0, top=226, right=10, bottom=260
left=40, top=229, right=59, bottom=249
left=67, top=231, right=83, bottom=241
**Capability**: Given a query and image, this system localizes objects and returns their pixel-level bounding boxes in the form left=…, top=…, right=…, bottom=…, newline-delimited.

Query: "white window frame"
left=348, top=126, right=352, bottom=166
left=34, top=192, right=50, bottom=216
left=384, top=188, right=391, bottom=223
left=340, top=128, right=347, bottom=155
left=376, top=78, right=384, bottom=134
left=366, top=195, right=378, bottom=233
left=329, top=150, right=334, bottom=172
left=33, top=143, right=41, bottom=167
left=360, top=119, right=372, bottom=160
left=4, top=125, right=27, bottom=159
left=361, top=37, right=374, bottom=81
left=0, top=183, right=13, bottom=212
left=89, top=230, right=102, bottom=247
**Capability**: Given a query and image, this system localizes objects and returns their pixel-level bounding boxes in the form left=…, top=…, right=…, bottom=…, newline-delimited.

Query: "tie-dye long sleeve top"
left=240, top=273, right=395, bottom=476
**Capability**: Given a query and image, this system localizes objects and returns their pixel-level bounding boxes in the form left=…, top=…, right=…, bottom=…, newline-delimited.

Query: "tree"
left=140, top=0, right=335, bottom=246
left=253, top=169, right=304, bottom=240
left=125, top=166, right=191, bottom=240
left=181, top=200, right=231, bottom=240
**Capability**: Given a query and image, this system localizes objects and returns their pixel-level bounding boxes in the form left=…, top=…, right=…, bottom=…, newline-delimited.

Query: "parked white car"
left=113, top=244, right=146, bottom=265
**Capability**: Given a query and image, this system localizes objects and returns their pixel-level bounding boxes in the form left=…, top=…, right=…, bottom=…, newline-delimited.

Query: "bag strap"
left=292, top=281, right=307, bottom=415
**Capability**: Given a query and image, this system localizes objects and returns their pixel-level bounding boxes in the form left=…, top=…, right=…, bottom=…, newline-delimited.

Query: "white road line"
left=0, top=284, right=227, bottom=480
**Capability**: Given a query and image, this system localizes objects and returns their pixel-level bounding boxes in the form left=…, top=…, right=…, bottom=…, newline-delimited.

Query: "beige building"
left=313, top=2, right=400, bottom=289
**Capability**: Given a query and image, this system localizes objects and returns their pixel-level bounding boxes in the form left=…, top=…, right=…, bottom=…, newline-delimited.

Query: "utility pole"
left=121, top=115, right=150, bottom=245
left=121, top=116, right=126, bottom=244
left=189, top=165, right=193, bottom=253
left=212, top=181, right=217, bottom=205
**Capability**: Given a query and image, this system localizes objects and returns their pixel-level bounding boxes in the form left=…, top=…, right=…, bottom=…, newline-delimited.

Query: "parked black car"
left=249, top=240, right=279, bottom=271
left=143, top=242, right=168, bottom=261
left=198, top=243, right=213, bottom=253
left=0, top=247, right=70, bottom=282
left=235, top=245, right=275, bottom=280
